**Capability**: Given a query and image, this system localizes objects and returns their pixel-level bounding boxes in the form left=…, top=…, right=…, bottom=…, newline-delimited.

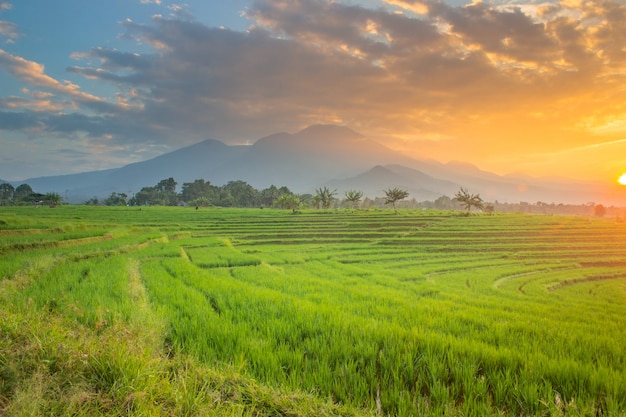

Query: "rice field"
left=1, top=206, right=625, bottom=416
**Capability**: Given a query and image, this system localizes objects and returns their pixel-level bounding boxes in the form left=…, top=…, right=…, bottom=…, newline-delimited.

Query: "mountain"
left=211, top=125, right=418, bottom=189
left=78, top=139, right=247, bottom=197
left=11, top=124, right=625, bottom=205
left=326, top=165, right=459, bottom=201
left=19, top=140, right=247, bottom=201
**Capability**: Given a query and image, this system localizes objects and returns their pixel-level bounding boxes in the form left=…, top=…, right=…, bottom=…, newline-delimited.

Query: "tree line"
left=85, top=178, right=297, bottom=208
left=80, top=178, right=415, bottom=212
left=0, top=183, right=62, bottom=207
left=3, top=177, right=620, bottom=219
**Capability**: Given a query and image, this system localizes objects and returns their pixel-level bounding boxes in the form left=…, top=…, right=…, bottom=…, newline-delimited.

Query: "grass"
left=1, top=205, right=625, bottom=416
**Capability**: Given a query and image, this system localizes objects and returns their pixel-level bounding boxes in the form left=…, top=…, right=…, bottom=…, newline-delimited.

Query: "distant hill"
left=327, top=165, right=459, bottom=201
left=11, top=124, right=625, bottom=205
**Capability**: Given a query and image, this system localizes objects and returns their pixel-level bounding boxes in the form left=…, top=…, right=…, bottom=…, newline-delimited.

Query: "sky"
left=1, top=0, right=626, bottom=185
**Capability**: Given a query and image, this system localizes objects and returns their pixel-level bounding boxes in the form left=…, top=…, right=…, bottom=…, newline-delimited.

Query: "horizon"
left=3, top=122, right=626, bottom=207
left=1, top=1, right=626, bottom=187
left=0, top=124, right=612, bottom=184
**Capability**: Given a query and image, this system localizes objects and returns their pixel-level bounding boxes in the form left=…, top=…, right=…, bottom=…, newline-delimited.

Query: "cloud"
left=0, top=20, right=18, bottom=43
left=0, top=109, right=40, bottom=130
left=0, top=1, right=18, bottom=43
left=0, top=49, right=104, bottom=103
left=0, top=96, right=67, bottom=112
left=2, top=0, right=626, bottom=181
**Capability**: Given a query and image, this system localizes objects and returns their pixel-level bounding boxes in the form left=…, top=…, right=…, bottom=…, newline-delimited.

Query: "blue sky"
left=1, top=0, right=626, bottom=185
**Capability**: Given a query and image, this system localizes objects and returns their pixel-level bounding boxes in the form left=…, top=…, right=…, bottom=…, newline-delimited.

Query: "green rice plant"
left=2, top=206, right=626, bottom=416
left=12, top=255, right=136, bottom=330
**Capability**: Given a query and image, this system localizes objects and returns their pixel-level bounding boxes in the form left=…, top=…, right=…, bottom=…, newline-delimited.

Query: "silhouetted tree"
left=434, top=195, right=456, bottom=210
left=383, top=187, right=409, bottom=214
left=594, top=204, right=606, bottom=217
left=344, top=190, right=363, bottom=209
left=454, top=187, right=484, bottom=213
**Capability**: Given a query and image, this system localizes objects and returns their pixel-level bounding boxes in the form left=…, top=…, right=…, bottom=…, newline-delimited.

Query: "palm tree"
left=315, top=187, right=337, bottom=210
left=344, top=190, right=363, bottom=209
left=454, top=187, right=484, bottom=213
left=383, top=187, right=409, bottom=214
left=277, top=193, right=301, bottom=213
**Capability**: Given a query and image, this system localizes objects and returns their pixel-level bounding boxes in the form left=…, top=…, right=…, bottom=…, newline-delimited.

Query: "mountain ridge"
left=9, top=125, right=625, bottom=206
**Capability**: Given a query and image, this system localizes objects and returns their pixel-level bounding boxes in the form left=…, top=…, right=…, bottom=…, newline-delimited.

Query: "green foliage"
left=383, top=187, right=409, bottom=213
left=221, top=180, right=260, bottom=207
left=344, top=190, right=363, bottom=209
left=0, top=183, right=14, bottom=206
left=103, top=192, right=127, bottom=206
left=14, top=184, right=33, bottom=201
left=315, top=186, right=337, bottom=209
left=1, top=206, right=626, bottom=416
left=454, top=187, right=484, bottom=212
left=276, top=193, right=301, bottom=212
left=181, top=179, right=215, bottom=203
left=134, top=177, right=178, bottom=206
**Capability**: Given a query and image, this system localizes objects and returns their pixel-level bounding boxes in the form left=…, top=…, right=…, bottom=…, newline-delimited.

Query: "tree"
left=156, top=177, right=178, bottom=205
left=0, top=183, right=14, bottom=205
left=189, top=196, right=211, bottom=208
left=383, top=187, right=409, bottom=214
left=315, top=187, right=337, bottom=210
left=259, top=185, right=282, bottom=208
left=454, top=187, right=484, bottom=213
left=434, top=195, right=456, bottom=210
left=181, top=179, right=215, bottom=203
left=104, top=192, right=128, bottom=206
left=594, top=204, right=606, bottom=217
left=134, top=186, right=160, bottom=206
left=134, top=178, right=178, bottom=206
left=222, top=180, right=259, bottom=207
left=14, top=184, right=33, bottom=201
left=344, top=190, right=363, bottom=209
left=84, top=197, right=100, bottom=206
left=277, top=193, right=301, bottom=213
left=45, top=192, right=62, bottom=208
left=156, top=177, right=177, bottom=194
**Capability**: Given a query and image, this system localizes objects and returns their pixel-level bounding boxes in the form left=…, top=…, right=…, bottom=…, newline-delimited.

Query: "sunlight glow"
left=618, top=173, right=626, bottom=185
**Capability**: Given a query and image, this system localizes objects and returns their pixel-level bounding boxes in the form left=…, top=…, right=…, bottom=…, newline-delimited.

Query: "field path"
left=127, top=257, right=166, bottom=353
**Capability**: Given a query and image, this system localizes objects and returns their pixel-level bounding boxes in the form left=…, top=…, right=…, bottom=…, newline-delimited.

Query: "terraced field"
left=1, top=206, right=625, bottom=416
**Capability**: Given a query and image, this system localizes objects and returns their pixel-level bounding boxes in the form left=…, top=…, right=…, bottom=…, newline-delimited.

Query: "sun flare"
left=618, top=173, right=626, bottom=185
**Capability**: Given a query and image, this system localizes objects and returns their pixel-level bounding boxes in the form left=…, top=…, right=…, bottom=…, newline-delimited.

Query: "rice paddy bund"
left=1, top=206, right=625, bottom=416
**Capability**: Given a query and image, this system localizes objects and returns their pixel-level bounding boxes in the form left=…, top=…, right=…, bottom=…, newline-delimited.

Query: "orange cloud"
left=0, top=49, right=103, bottom=103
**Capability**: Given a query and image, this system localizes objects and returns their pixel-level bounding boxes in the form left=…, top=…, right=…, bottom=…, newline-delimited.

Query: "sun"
left=619, top=173, right=626, bottom=186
